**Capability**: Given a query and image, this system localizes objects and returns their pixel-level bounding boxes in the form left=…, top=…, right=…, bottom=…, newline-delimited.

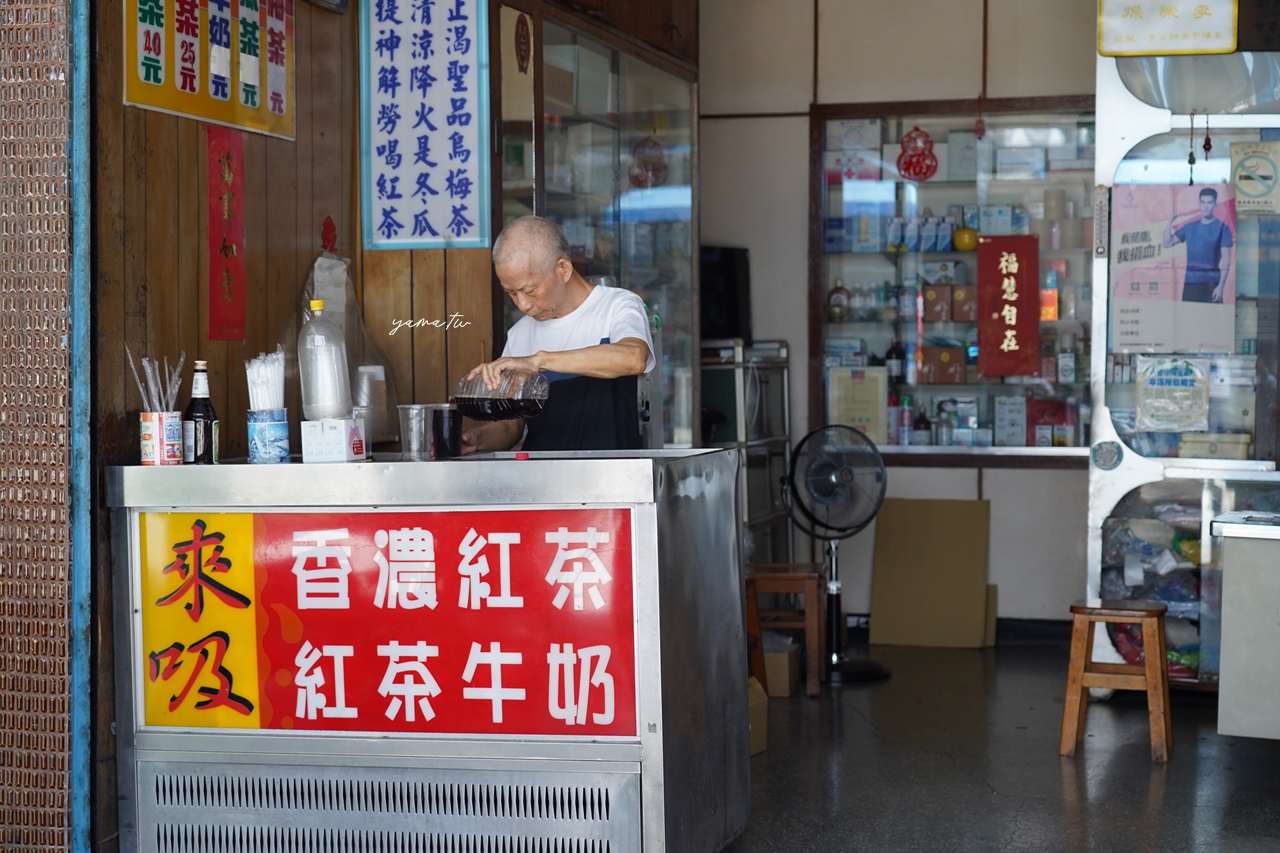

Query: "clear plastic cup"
left=399, top=404, right=429, bottom=461
left=398, top=403, right=463, bottom=460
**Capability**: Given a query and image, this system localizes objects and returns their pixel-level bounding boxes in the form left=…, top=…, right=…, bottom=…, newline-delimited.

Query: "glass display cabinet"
left=809, top=106, right=1096, bottom=465
left=1088, top=52, right=1280, bottom=688
left=494, top=8, right=697, bottom=446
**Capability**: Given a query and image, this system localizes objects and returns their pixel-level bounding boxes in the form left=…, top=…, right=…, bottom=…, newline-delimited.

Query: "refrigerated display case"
left=1088, top=52, right=1280, bottom=687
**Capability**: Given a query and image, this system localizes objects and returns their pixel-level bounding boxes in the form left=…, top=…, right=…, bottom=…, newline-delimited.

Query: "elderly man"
left=461, top=216, right=655, bottom=453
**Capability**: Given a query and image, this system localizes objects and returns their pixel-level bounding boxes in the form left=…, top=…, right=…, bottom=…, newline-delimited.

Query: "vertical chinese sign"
left=1098, top=0, right=1236, bottom=56
left=977, top=235, right=1039, bottom=377
left=360, top=0, right=491, bottom=249
left=207, top=126, right=247, bottom=340
left=138, top=509, right=638, bottom=736
left=124, top=0, right=295, bottom=138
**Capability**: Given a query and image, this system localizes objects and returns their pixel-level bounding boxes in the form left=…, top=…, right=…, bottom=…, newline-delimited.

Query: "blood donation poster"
left=1109, top=183, right=1236, bottom=354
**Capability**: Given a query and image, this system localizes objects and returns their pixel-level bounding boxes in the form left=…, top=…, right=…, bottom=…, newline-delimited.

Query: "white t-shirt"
left=502, top=285, right=656, bottom=375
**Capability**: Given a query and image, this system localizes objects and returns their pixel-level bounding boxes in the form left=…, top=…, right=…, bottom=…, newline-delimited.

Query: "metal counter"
left=108, top=450, right=748, bottom=852
left=1210, top=511, right=1280, bottom=740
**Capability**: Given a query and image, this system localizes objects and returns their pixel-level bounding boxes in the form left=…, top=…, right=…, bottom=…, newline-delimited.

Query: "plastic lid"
left=310, top=299, right=325, bottom=311
left=515, top=452, right=529, bottom=460
left=194, top=360, right=207, bottom=369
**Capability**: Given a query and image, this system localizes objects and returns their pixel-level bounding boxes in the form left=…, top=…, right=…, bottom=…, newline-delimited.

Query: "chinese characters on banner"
left=360, top=0, right=491, bottom=250
left=138, top=509, right=637, bottom=736
left=207, top=127, right=246, bottom=341
left=1098, top=0, right=1236, bottom=56
left=124, top=0, right=295, bottom=138
left=1109, top=183, right=1236, bottom=353
left=977, top=235, right=1039, bottom=377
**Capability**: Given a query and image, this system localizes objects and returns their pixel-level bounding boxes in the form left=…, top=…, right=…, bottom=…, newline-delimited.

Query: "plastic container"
left=298, top=298, right=352, bottom=420
left=451, top=370, right=550, bottom=421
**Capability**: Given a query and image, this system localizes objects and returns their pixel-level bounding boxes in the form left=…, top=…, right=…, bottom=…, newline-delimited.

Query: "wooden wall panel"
left=412, top=250, right=448, bottom=404
left=362, top=249, right=414, bottom=414
left=444, top=248, right=495, bottom=391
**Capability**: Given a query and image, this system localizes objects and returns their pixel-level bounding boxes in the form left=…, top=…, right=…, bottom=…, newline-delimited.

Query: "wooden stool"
left=1059, top=599, right=1172, bottom=762
left=744, top=563, right=826, bottom=697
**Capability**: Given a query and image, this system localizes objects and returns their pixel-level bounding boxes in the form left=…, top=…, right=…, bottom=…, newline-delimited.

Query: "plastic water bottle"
left=298, top=298, right=352, bottom=420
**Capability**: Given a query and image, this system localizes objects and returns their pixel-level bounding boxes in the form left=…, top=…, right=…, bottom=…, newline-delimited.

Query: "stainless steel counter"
left=109, top=450, right=748, bottom=852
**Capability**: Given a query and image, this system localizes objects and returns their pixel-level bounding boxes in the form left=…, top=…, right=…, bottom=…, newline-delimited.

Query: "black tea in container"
left=451, top=369, right=549, bottom=421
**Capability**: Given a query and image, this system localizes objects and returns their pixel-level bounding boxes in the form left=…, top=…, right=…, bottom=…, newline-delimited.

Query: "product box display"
left=994, top=396, right=1027, bottom=446
left=952, top=285, right=977, bottom=321
left=301, top=416, right=366, bottom=463
left=996, top=147, right=1046, bottom=179
left=923, top=285, right=952, bottom=321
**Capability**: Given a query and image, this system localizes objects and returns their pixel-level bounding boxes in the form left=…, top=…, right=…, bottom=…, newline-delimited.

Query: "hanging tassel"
left=1188, top=111, right=1197, bottom=186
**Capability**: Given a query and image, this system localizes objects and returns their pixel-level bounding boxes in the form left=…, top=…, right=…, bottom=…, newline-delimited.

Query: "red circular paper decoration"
left=515, top=14, right=531, bottom=74
left=628, top=136, right=668, bottom=188
left=897, top=125, right=938, bottom=182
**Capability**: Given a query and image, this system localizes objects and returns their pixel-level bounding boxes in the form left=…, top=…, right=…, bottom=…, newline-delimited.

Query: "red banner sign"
left=977, top=235, right=1040, bottom=376
left=139, top=508, right=637, bottom=738
left=207, top=126, right=246, bottom=340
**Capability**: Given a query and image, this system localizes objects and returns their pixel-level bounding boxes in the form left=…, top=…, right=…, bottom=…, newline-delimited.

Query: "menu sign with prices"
left=1098, top=0, right=1236, bottom=55
left=124, top=0, right=296, bottom=138
left=136, top=508, right=637, bottom=737
left=977, top=235, right=1040, bottom=377
left=359, top=0, right=491, bottom=250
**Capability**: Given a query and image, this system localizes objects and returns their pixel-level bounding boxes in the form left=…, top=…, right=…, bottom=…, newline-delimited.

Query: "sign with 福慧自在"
left=137, top=508, right=636, bottom=736
left=976, top=235, right=1040, bottom=377
left=360, top=0, right=490, bottom=250
left=124, top=0, right=295, bottom=139
left=1098, top=0, right=1236, bottom=56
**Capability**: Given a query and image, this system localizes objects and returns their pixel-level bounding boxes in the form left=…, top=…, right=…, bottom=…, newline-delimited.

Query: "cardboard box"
left=748, top=677, right=768, bottom=756
left=1026, top=399, right=1067, bottom=446
left=923, top=284, right=952, bottom=321
left=952, top=285, right=977, bottom=321
left=938, top=347, right=965, bottom=383
left=996, top=147, right=1047, bottom=179
left=994, top=395, right=1026, bottom=446
left=301, top=417, right=366, bottom=463
left=920, top=261, right=967, bottom=285
left=763, top=647, right=801, bottom=698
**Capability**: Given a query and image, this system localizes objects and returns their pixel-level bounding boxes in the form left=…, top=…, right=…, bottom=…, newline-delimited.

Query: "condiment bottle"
left=885, top=337, right=906, bottom=384
left=299, top=298, right=353, bottom=420
left=183, top=360, right=219, bottom=464
left=912, top=404, right=932, bottom=446
left=827, top=278, right=851, bottom=323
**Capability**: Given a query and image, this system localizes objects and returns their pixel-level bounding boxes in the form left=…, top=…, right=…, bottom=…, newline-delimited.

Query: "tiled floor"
left=724, top=644, right=1280, bottom=853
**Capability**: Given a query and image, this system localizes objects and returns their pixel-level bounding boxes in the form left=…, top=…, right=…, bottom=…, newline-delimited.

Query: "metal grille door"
left=0, top=0, right=73, bottom=843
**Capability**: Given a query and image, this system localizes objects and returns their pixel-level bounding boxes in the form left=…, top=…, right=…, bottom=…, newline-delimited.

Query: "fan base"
left=828, top=656, right=891, bottom=683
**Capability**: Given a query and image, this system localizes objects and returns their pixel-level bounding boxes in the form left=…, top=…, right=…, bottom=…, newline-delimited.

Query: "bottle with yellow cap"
left=298, top=298, right=352, bottom=420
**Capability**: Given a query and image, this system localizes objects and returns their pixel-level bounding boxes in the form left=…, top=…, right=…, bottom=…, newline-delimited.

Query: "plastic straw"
left=167, top=351, right=185, bottom=411
left=245, top=344, right=285, bottom=411
left=126, top=345, right=150, bottom=411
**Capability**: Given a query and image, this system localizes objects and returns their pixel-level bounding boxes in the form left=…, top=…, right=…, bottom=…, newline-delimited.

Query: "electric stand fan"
left=781, top=424, right=890, bottom=683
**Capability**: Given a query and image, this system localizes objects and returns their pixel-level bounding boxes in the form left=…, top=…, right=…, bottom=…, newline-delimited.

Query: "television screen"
left=700, top=246, right=751, bottom=344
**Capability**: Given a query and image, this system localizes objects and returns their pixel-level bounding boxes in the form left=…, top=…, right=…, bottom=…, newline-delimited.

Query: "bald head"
left=492, top=215, right=571, bottom=275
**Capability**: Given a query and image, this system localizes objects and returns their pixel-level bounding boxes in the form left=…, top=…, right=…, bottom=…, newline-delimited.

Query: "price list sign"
left=977, top=235, right=1040, bottom=377
left=360, top=0, right=491, bottom=250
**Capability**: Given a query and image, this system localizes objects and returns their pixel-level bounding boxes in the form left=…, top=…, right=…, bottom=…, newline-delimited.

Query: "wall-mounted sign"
left=1231, top=141, right=1280, bottom=214
left=360, top=0, right=491, bottom=250
left=207, top=126, right=246, bottom=340
left=1135, top=355, right=1210, bottom=431
left=1099, top=0, right=1236, bottom=56
left=137, top=508, right=637, bottom=736
left=124, top=0, right=295, bottom=138
left=977, top=235, right=1040, bottom=377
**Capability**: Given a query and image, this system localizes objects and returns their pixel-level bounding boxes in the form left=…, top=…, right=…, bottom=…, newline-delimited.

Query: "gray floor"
left=724, top=643, right=1280, bottom=853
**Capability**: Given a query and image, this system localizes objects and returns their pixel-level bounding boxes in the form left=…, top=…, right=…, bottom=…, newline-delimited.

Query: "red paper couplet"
left=207, top=126, right=246, bottom=341
left=977, top=235, right=1040, bottom=377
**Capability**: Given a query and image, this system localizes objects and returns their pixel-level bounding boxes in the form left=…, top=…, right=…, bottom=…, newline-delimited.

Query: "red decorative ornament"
left=515, top=13, right=531, bottom=74
left=896, top=126, right=938, bottom=182
left=321, top=215, right=338, bottom=252
left=974, top=115, right=986, bottom=140
left=628, top=136, right=668, bottom=189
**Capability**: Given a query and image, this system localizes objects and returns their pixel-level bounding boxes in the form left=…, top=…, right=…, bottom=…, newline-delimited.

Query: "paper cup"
left=140, top=411, right=183, bottom=465
left=247, top=408, right=290, bottom=464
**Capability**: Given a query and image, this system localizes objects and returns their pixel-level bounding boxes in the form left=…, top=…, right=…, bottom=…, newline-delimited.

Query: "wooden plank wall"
left=91, top=0, right=492, bottom=845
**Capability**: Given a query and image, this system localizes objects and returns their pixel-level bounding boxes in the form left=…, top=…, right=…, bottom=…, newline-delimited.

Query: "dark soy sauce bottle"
left=183, top=360, right=220, bottom=464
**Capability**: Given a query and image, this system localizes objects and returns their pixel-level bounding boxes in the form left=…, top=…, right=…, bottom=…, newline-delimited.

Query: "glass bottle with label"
left=826, top=278, right=851, bottom=323
left=885, top=337, right=906, bottom=384
left=183, top=360, right=219, bottom=464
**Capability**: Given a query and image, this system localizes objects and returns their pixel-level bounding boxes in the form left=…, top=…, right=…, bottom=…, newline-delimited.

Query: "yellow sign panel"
left=1098, top=0, right=1237, bottom=56
left=124, top=0, right=295, bottom=139
left=139, top=512, right=261, bottom=728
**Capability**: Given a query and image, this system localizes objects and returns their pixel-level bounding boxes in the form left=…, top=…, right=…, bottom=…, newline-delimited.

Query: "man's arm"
left=461, top=418, right=524, bottom=455
left=1214, top=249, right=1233, bottom=303
left=1163, top=213, right=1181, bottom=248
left=471, top=338, right=650, bottom=389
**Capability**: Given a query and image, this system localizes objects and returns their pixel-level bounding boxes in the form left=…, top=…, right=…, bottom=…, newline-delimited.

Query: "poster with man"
left=1109, top=183, right=1237, bottom=354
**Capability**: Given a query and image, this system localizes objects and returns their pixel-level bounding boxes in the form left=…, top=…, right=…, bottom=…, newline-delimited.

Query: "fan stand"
left=824, top=539, right=891, bottom=683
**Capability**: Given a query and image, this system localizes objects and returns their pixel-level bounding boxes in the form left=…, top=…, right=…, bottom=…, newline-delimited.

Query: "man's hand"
left=1212, top=283, right=1226, bottom=303
left=460, top=418, right=524, bottom=454
left=468, top=355, right=541, bottom=391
